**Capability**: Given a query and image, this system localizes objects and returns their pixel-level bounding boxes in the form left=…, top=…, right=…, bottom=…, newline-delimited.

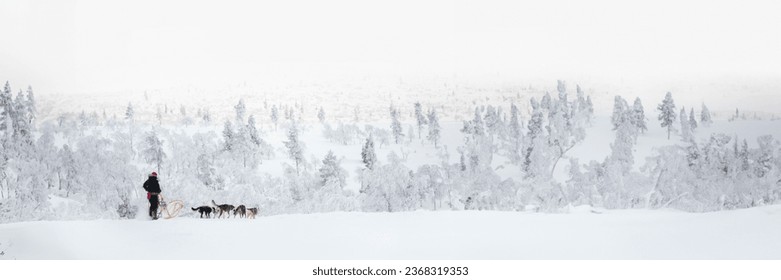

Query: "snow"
left=2, top=205, right=781, bottom=259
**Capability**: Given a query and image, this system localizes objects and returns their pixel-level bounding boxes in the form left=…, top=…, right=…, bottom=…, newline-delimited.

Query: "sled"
left=157, top=195, right=185, bottom=219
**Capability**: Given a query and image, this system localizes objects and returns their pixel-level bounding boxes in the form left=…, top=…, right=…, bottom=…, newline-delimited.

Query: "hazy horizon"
left=2, top=0, right=780, bottom=113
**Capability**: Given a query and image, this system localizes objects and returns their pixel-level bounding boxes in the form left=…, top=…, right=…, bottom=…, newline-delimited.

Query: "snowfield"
left=2, top=205, right=781, bottom=260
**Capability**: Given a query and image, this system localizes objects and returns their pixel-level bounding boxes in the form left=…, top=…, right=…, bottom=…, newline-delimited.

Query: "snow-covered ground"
left=2, top=205, right=780, bottom=260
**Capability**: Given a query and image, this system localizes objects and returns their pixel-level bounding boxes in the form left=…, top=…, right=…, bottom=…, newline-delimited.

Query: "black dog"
left=192, top=206, right=213, bottom=218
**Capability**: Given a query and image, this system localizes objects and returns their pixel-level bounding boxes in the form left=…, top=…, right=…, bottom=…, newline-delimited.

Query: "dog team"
left=190, top=200, right=259, bottom=219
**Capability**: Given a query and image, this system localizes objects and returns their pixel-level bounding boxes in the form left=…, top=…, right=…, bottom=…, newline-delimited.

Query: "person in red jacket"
left=143, top=172, right=162, bottom=220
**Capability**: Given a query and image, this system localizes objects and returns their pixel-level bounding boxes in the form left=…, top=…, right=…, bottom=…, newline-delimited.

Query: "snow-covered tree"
left=317, top=107, right=325, bottom=123
left=632, top=97, right=647, bottom=133
left=125, top=102, right=134, bottom=122
left=271, top=105, right=279, bottom=130
left=657, top=92, right=677, bottom=140
left=689, top=107, right=698, bottom=131
left=612, top=96, right=628, bottom=130
left=142, top=129, right=166, bottom=174
left=427, top=109, right=441, bottom=147
left=701, top=103, right=713, bottom=127
left=284, top=123, right=304, bottom=174
left=361, top=136, right=377, bottom=170
left=319, top=150, right=346, bottom=188
left=390, top=106, right=403, bottom=144
left=414, top=102, right=427, bottom=139
left=234, top=99, right=246, bottom=123
left=222, top=120, right=234, bottom=151
left=680, top=107, right=692, bottom=142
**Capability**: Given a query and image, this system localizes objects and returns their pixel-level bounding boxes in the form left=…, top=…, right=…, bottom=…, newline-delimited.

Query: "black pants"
left=149, top=194, right=159, bottom=218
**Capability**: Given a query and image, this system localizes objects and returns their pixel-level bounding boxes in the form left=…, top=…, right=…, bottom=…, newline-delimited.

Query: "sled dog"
left=191, top=206, right=213, bottom=218
left=233, top=205, right=247, bottom=218
left=247, top=207, right=258, bottom=219
left=211, top=200, right=235, bottom=218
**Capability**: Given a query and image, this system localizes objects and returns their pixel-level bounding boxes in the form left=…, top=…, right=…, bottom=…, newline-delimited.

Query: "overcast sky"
left=1, top=0, right=780, bottom=95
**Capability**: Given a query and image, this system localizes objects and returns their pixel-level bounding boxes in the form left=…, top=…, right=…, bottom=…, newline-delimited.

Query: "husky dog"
left=246, top=207, right=258, bottom=219
left=191, top=206, right=213, bottom=218
left=211, top=200, right=235, bottom=218
left=233, top=205, right=247, bottom=218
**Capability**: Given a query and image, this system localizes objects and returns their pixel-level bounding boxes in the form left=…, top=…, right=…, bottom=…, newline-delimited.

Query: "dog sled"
left=157, top=195, right=185, bottom=219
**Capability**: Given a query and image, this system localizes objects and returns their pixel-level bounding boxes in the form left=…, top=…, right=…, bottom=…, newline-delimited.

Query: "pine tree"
left=471, top=107, right=484, bottom=137
left=427, top=109, right=441, bottom=147
left=632, top=97, right=647, bottom=133
left=610, top=120, right=636, bottom=173
left=125, top=103, right=135, bottom=122
left=484, top=105, right=499, bottom=135
left=612, top=96, right=628, bottom=130
left=271, top=105, right=279, bottom=130
left=700, top=103, right=713, bottom=126
left=361, top=136, right=377, bottom=170
left=317, top=107, right=325, bottom=123
left=222, top=120, right=234, bottom=151
left=142, top=129, right=166, bottom=175
left=284, top=123, right=304, bottom=174
left=657, top=92, right=677, bottom=140
left=0, top=81, right=13, bottom=139
left=234, top=99, right=246, bottom=123
left=509, top=103, right=523, bottom=163
left=390, top=106, right=403, bottom=144
left=25, top=86, right=36, bottom=130
left=202, top=108, right=212, bottom=124
left=689, top=108, right=698, bottom=131
left=541, top=92, right=552, bottom=111
left=414, top=102, right=427, bottom=139
left=680, top=107, right=691, bottom=142
left=319, top=150, right=346, bottom=187
left=155, top=106, right=163, bottom=125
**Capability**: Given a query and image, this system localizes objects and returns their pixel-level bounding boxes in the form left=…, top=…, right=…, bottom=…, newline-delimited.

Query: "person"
left=143, top=172, right=162, bottom=220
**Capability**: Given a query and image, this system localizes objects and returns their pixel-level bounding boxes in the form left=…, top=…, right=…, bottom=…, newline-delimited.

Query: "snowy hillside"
left=2, top=205, right=781, bottom=260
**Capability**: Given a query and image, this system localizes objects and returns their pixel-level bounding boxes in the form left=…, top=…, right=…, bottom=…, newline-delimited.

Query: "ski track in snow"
left=2, top=205, right=781, bottom=260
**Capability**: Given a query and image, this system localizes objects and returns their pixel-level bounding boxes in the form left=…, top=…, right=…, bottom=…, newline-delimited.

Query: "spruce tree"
left=657, top=92, right=677, bottom=140
left=427, top=109, right=441, bottom=147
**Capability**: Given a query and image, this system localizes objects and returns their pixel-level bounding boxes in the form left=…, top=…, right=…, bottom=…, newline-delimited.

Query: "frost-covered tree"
left=657, top=92, right=677, bottom=140
left=284, top=123, right=304, bottom=174
left=484, top=105, right=500, bottom=135
left=25, top=86, right=36, bottom=131
left=222, top=120, right=234, bottom=151
left=700, top=103, right=713, bottom=127
left=317, top=107, right=325, bottom=123
left=361, top=136, right=377, bottom=170
left=196, top=154, right=219, bottom=190
left=125, top=102, right=134, bottom=122
left=0, top=81, right=14, bottom=139
left=612, top=96, right=628, bottom=130
left=234, top=99, right=246, bottom=123
left=155, top=106, right=163, bottom=125
left=142, top=129, right=166, bottom=174
left=427, top=109, right=441, bottom=147
left=507, top=103, right=523, bottom=163
left=689, top=108, right=698, bottom=131
left=390, top=106, right=403, bottom=144
left=609, top=119, right=636, bottom=173
left=271, top=105, right=279, bottom=130
left=680, top=107, right=692, bottom=142
left=319, top=150, right=346, bottom=188
left=202, top=108, right=212, bottom=124
left=540, top=92, right=552, bottom=111
left=632, top=97, right=647, bottom=133
left=13, top=90, right=32, bottom=142
left=414, top=102, right=427, bottom=138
